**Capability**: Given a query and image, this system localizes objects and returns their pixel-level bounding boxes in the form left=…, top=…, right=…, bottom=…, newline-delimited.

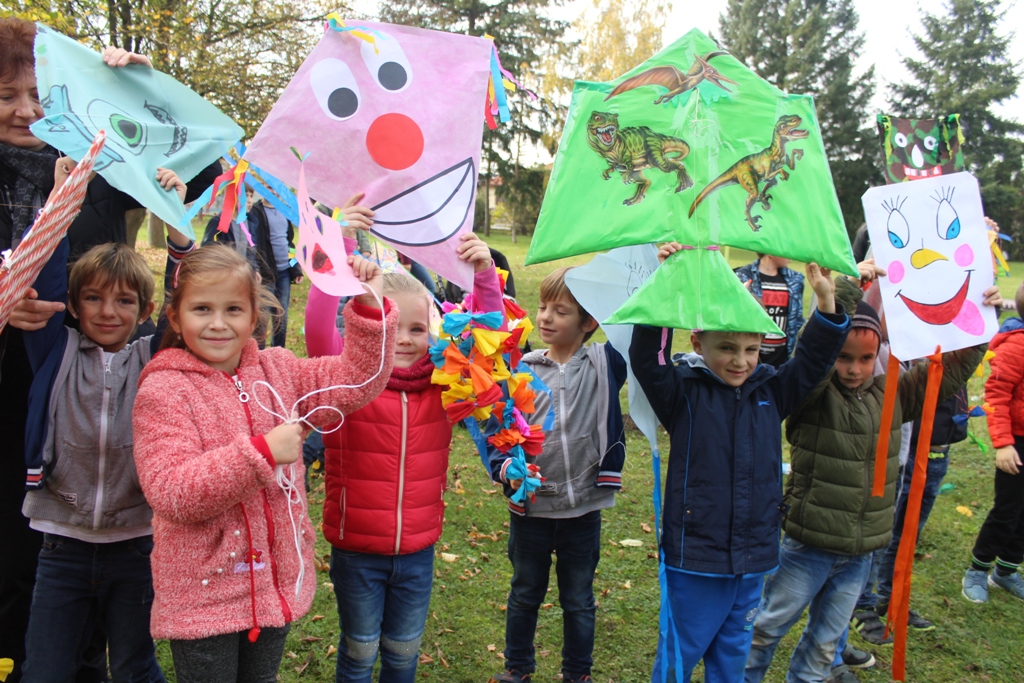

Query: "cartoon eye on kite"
left=933, top=186, right=960, bottom=240
left=882, top=196, right=909, bottom=249
left=310, top=58, right=361, bottom=121
left=361, top=31, right=412, bottom=93
left=86, top=99, right=148, bottom=155
left=924, top=135, right=938, bottom=151
left=894, top=132, right=908, bottom=147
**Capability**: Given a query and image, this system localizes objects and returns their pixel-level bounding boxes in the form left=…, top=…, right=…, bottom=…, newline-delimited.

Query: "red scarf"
left=387, top=355, right=435, bottom=392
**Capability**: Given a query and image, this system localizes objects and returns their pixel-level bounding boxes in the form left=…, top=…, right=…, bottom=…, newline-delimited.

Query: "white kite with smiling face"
left=863, top=171, right=998, bottom=360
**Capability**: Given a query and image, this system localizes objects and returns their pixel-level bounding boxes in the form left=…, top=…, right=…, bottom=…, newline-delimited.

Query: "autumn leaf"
left=310, top=614, right=325, bottom=622
left=326, top=645, right=337, bottom=657
left=441, top=553, right=460, bottom=563
left=957, top=505, right=974, bottom=517
left=487, top=644, right=497, bottom=652
left=641, top=522, right=653, bottom=533
left=620, top=539, right=643, bottom=547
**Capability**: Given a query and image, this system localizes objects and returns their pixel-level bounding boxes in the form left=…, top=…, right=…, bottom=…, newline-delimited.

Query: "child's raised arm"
left=457, top=233, right=505, bottom=321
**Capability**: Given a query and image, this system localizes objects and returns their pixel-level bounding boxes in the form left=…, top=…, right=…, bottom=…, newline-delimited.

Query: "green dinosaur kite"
left=527, top=29, right=857, bottom=332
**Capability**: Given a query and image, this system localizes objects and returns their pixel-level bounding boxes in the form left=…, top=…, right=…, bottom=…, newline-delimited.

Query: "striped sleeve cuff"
left=167, top=239, right=196, bottom=262
left=507, top=500, right=526, bottom=516
left=499, top=458, right=513, bottom=484
left=595, top=471, right=622, bottom=488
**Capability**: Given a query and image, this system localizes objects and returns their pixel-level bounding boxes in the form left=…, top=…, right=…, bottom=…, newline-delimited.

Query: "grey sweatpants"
left=169, top=625, right=290, bottom=683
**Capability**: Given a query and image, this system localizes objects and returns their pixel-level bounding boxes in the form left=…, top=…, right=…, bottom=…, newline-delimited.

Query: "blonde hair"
left=69, top=243, right=154, bottom=317
left=383, top=271, right=430, bottom=298
left=539, top=266, right=596, bottom=342
left=159, top=244, right=281, bottom=351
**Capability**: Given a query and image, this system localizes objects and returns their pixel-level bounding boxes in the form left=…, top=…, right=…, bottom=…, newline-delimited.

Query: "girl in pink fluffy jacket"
left=132, top=244, right=396, bottom=683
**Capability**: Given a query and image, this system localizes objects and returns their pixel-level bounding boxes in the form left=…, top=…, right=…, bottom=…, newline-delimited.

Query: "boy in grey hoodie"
left=487, top=267, right=627, bottom=683
left=19, top=174, right=193, bottom=682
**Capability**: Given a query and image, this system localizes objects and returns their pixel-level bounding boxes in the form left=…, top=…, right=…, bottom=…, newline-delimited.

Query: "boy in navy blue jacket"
left=630, top=242, right=850, bottom=683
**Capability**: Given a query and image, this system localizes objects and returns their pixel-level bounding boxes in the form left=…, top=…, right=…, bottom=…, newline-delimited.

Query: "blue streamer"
left=650, top=446, right=685, bottom=681
left=521, top=368, right=556, bottom=431
left=489, top=49, right=511, bottom=123
left=464, top=417, right=493, bottom=472
left=441, top=311, right=505, bottom=336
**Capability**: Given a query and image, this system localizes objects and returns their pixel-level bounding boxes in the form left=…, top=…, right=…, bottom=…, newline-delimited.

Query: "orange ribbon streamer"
left=888, top=346, right=944, bottom=682
left=872, top=352, right=902, bottom=497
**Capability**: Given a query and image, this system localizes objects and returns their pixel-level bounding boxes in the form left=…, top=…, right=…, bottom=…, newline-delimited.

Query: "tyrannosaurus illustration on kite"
left=688, top=115, right=808, bottom=231
left=605, top=51, right=735, bottom=105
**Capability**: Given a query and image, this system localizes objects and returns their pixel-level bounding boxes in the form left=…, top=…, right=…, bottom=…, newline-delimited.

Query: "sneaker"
left=841, top=644, right=875, bottom=669
left=962, top=568, right=990, bottom=603
left=906, top=608, right=935, bottom=631
left=825, top=664, right=861, bottom=683
left=850, top=609, right=893, bottom=646
left=488, top=671, right=532, bottom=683
left=989, top=571, right=1024, bottom=601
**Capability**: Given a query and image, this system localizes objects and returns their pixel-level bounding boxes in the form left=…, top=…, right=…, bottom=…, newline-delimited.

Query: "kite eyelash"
left=881, top=196, right=907, bottom=214
left=930, top=186, right=955, bottom=204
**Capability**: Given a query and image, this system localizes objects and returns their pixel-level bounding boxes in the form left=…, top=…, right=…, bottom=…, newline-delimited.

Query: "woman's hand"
left=8, top=288, right=65, bottom=331
left=101, top=47, right=153, bottom=69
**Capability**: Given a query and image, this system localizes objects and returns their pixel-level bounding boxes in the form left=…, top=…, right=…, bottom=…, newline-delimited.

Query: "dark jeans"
left=271, top=268, right=291, bottom=348
left=876, top=451, right=949, bottom=604
left=169, top=625, right=289, bottom=683
left=329, top=545, right=435, bottom=683
left=504, top=510, right=602, bottom=678
left=973, top=436, right=1024, bottom=566
left=22, top=534, right=164, bottom=683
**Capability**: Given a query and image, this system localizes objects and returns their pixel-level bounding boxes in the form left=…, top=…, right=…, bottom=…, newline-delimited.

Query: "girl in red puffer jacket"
left=305, top=198, right=502, bottom=683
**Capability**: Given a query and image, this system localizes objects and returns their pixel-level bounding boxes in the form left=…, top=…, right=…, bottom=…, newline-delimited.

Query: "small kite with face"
left=877, top=114, right=964, bottom=183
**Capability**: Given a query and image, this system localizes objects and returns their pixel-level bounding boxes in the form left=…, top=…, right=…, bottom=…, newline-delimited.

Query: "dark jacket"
left=734, top=260, right=806, bottom=357
left=783, top=345, right=985, bottom=555
left=630, top=308, right=850, bottom=576
left=246, top=201, right=301, bottom=285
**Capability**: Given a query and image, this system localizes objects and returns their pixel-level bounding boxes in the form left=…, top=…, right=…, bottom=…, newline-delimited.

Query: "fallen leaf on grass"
left=285, top=651, right=298, bottom=659
left=419, top=654, right=435, bottom=665
left=300, top=636, right=323, bottom=643
left=326, top=645, right=337, bottom=657
left=541, top=603, right=554, bottom=609
left=487, top=644, right=496, bottom=652
left=956, top=505, right=974, bottom=518
left=441, top=553, right=460, bottom=562
left=641, top=523, right=652, bottom=533
left=310, top=614, right=325, bottom=622
left=622, top=580, right=632, bottom=589
left=538, top=650, right=551, bottom=657
left=620, top=539, right=643, bottom=547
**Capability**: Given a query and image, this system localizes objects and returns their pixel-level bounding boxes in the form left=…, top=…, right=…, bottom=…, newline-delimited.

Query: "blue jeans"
left=329, top=545, right=434, bottom=683
left=272, top=269, right=291, bottom=348
left=745, top=537, right=872, bottom=683
left=504, top=511, right=602, bottom=678
left=22, top=534, right=164, bottom=683
left=653, top=570, right=763, bottom=683
left=876, top=452, right=949, bottom=605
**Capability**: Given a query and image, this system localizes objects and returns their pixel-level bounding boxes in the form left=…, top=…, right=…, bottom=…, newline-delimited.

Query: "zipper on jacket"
left=93, top=352, right=112, bottom=529
left=395, top=392, right=409, bottom=555
left=557, top=365, right=576, bottom=508
left=339, top=487, right=347, bottom=541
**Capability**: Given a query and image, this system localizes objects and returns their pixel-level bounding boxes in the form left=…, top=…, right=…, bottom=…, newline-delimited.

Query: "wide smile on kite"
left=370, top=158, right=475, bottom=247
left=897, top=271, right=970, bottom=325
left=903, top=165, right=943, bottom=179
left=596, top=125, right=616, bottom=146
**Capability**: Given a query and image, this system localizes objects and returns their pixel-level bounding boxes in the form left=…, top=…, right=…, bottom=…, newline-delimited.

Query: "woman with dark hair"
left=0, top=16, right=219, bottom=681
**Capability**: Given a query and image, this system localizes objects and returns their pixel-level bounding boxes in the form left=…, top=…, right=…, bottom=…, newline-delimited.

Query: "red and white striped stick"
left=0, top=131, right=106, bottom=334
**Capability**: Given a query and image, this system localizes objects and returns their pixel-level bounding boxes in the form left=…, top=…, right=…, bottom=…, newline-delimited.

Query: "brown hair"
left=0, top=17, right=36, bottom=83
left=539, top=266, right=596, bottom=343
left=1015, top=281, right=1024, bottom=316
left=68, top=243, right=154, bottom=318
left=159, top=244, right=281, bottom=351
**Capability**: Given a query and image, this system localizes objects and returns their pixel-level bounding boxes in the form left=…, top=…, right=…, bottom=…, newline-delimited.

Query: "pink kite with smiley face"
left=244, top=20, right=496, bottom=289
left=863, top=171, right=998, bottom=360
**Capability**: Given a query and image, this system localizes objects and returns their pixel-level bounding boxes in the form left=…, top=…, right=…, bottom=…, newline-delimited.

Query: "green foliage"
left=718, top=0, right=881, bottom=237
left=496, top=164, right=548, bottom=235
left=6, top=0, right=335, bottom=137
left=889, top=0, right=1024, bottom=258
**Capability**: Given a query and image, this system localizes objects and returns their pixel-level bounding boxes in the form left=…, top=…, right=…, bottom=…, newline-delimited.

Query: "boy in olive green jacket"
left=744, top=276, right=998, bottom=683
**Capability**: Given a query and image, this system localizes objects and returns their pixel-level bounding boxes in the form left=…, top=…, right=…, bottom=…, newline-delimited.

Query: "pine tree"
left=718, top=0, right=879, bottom=236
left=379, top=0, right=570, bottom=234
left=891, top=0, right=1024, bottom=251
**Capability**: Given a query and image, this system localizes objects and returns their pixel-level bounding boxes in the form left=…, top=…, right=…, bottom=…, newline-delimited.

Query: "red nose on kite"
left=366, top=113, right=424, bottom=170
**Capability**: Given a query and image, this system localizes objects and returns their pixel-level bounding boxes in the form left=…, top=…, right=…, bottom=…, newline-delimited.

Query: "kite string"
left=246, top=284, right=388, bottom=597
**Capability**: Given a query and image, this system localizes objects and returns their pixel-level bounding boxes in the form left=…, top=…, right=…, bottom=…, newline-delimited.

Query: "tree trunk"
left=125, top=208, right=146, bottom=249
left=148, top=213, right=167, bottom=249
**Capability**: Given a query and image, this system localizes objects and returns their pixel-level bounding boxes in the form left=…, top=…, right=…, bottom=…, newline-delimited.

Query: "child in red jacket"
left=132, top=245, right=396, bottom=683
left=964, top=282, right=1024, bottom=604
left=305, top=196, right=502, bottom=683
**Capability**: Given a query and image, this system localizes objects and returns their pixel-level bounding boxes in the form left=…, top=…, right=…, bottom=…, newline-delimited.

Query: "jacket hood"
left=522, top=344, right=589, bottom=367
left=675, top=351, right=772, bottom=391
left=140, top=337, right=262, bottom=383
left=992, top=317, right=1024, bottom=350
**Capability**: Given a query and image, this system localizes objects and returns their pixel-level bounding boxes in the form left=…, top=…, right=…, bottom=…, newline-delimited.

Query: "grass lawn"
left=136, top=229, right=1024, bottom=682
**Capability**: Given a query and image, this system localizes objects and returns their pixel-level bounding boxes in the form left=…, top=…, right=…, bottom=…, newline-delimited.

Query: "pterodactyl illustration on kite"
left=688, top=115, right=808, bottom=231
left=605, top=51, right=736, bottom=105
left=586, top=111, right=693, bottom=206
